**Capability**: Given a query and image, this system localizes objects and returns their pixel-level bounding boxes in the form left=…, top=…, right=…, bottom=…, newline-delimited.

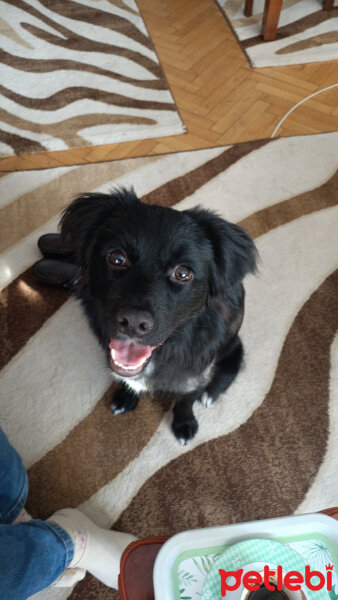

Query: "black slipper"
left=37, top=233, right=75, bottom=259
left=32, top=259, right=82, bottom=290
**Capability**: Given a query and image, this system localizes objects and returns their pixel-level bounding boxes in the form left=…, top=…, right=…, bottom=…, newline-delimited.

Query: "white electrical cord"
left=270, top=82, right=338, bottom=138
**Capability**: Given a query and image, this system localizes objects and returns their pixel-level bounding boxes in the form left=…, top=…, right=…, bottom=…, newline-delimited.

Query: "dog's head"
left=61, top=188, right=256, bottom=377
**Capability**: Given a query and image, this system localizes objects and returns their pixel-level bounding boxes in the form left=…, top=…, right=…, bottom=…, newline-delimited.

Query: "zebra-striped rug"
left=0, top=0, right=185, bottom=157
left=216, top=0, right=338, bottom=67
left=1, top=133, right=337, bottom=600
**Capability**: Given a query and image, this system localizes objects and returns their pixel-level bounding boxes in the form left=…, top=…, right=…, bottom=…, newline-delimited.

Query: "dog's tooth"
left=112, top=356, right=147, bottom=371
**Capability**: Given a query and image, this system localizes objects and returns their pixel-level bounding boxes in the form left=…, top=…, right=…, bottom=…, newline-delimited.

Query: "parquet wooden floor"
left=1, top=0, right=337, bottom=171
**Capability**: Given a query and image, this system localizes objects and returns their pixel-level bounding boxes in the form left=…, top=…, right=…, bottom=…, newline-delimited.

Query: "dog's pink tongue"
left=109, top=339, right=152, bottom=366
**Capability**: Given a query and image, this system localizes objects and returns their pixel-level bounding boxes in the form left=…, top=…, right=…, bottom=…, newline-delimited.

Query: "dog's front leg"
left=172, top=394, right=198, bottom=445
left=111, top=383, right=140, bottom=415
left=201, top=336, right=243, bottom=407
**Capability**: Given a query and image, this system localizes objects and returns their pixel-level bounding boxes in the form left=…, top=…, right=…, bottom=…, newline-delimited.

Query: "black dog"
left=60, top=188, right=257, bottom=444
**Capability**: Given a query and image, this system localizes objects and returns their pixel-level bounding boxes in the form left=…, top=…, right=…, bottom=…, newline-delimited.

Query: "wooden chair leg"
left=261, top=0, right=283, bottom=41
left=244, top=0, right=254, bottom=17
left=323, top=0, right=334, bottom=10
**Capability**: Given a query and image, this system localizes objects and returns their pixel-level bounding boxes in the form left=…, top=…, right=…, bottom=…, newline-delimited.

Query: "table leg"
left=261, top=0, right=283, bottom=41
left=323, top=0, right=334, bottom=10
left=244, top=0, right=254, bottom=17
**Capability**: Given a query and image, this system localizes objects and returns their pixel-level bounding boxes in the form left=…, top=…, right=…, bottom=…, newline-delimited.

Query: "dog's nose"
left=116, top=309, right=154, bottom=338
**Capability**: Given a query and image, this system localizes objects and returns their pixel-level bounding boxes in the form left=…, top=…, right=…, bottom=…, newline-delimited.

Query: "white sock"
left=53, top=567, right=86, bottom=587
left=12, top=508, right=32, bottom=524
left=48, top=508, right=136, bottom=589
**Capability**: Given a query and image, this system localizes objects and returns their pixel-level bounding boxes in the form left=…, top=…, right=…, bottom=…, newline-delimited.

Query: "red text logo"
left=218, top=564, right=334, bottom=597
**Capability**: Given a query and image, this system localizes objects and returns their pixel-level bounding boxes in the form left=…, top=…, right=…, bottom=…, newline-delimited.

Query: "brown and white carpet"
left=216, top=0, right=338, bottom=67
left=0, top=132, right=338, bottom=600
left=0, top=0, right=185, bottom=157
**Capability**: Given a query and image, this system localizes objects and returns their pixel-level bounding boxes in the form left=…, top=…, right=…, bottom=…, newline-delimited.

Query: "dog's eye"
left=170, top=266, right=193, bottom=282
left=107, top=250, right=129, bottom=269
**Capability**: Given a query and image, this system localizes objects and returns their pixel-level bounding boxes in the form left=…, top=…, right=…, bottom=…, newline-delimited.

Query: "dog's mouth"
left=109, top=338, right=158, bottom=377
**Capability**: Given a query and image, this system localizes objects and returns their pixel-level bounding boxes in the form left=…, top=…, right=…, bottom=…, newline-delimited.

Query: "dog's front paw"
left=200, top=392, right=215, bottom=408
left=172, top=417, right=198, bottom=446
left=111, top=386, right=139, bottom=414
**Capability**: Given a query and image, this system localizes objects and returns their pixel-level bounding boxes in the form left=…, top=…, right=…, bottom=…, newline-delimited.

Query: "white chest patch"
left=122, top=377, right=149, bottom=395
left=112, top=361, right=153, bottom=395
left=112, top=359, right=215, bottom=396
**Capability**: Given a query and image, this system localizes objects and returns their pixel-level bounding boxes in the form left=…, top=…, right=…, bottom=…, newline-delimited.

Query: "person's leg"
left=0, top=428, right=136, bottom=597
left=0, top=428, right=28, bottom=525
left=0, top=428, right=78, bottom=599
left=0, top=509, right=135, bottom=599
left=0, top=520, right=76, bottom=600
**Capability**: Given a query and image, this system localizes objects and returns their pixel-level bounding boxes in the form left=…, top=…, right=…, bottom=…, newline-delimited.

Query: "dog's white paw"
left=111, top=404, right=127, bottom=415
left=178, top=437, right=189, bottom=446
left=201, top=393, right=214, bottom=408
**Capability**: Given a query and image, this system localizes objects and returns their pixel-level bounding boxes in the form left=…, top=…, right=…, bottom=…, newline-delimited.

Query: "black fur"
left=61, top=188, right=257, bottom=444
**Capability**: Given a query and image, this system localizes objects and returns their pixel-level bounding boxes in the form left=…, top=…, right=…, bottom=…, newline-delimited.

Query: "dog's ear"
left=60, top=187, right=140, bottom=266
left=184, top=207, right=257, bottom=297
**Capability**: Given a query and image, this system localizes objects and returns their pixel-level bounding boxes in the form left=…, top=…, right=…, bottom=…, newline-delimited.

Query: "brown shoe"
left=37, top=233, right=75, bottom=259
left=32, top=259, right=82, bottom=290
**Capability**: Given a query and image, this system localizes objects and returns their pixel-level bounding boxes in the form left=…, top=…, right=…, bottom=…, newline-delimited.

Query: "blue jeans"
left=0, top=428, right=74, bottom=600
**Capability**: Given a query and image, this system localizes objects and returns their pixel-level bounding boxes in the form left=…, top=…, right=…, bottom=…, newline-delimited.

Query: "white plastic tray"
left=153, top=513, right=338, bottom=600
